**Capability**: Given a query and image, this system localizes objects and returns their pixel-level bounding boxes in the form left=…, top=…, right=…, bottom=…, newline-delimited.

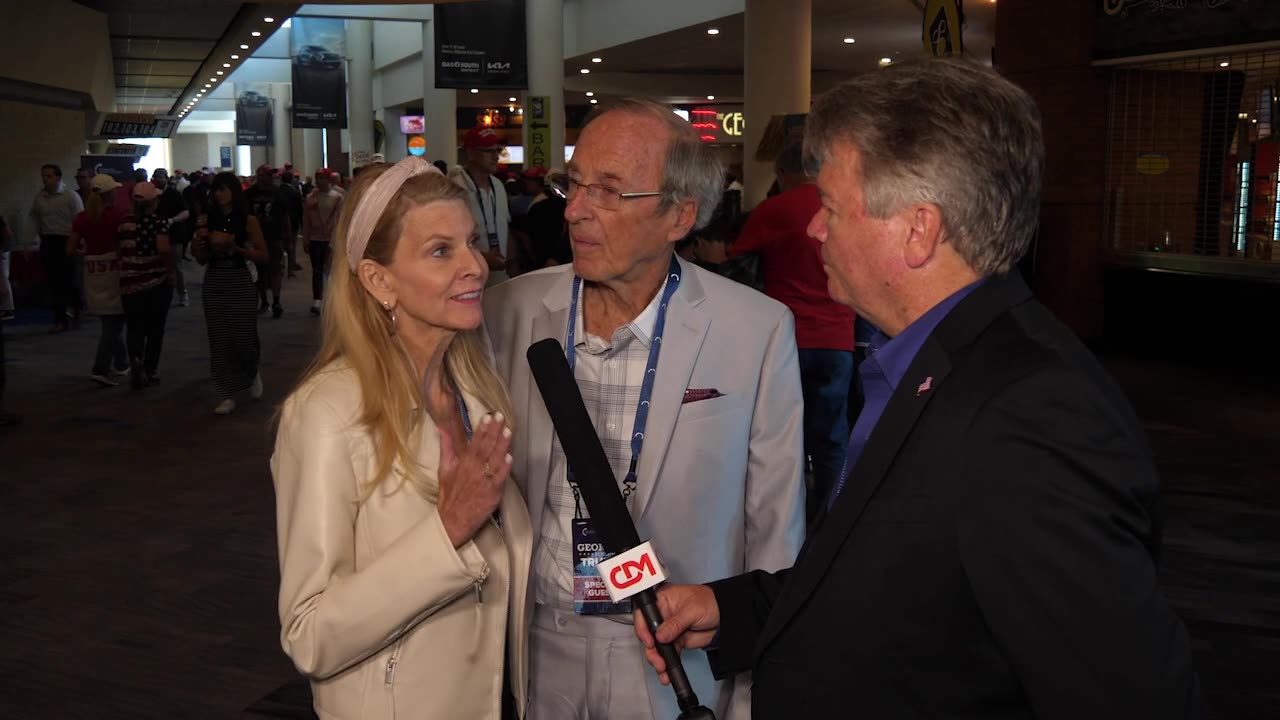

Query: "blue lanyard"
left=564, top=255, right=682, bottom=503
left=452, top=381, right=504, bottom=526
left=455, top=385, right=472, bottom=439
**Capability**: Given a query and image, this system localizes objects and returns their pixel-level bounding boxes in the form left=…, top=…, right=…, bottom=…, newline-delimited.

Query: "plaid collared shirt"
left=533, top=282, right=665, bottom=611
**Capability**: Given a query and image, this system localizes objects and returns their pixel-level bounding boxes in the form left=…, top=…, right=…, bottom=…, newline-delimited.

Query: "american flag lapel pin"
left=916, top=376, right=934, bottom=397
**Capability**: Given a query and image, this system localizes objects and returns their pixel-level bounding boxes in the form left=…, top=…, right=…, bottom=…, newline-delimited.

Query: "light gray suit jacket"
left=483, top=256, right=806, bottom=720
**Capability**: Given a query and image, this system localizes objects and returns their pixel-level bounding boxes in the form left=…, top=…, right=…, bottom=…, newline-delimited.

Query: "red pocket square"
left=683, top=388, right=724, bottom=404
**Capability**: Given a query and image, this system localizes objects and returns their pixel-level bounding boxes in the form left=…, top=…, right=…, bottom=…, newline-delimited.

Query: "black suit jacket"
left=708, top=273, right=1205, bottom=719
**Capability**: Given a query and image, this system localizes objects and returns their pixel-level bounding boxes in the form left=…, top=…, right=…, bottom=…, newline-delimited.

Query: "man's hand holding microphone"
left=632, top=585, right=721, bottom=686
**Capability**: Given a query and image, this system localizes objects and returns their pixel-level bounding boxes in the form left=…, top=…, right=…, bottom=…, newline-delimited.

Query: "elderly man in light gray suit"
left=483, top=98, right=806, bottom=720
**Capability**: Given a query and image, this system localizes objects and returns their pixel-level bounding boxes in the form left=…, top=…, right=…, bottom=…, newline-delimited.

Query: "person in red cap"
left=451, top=127, right=511, bottom=284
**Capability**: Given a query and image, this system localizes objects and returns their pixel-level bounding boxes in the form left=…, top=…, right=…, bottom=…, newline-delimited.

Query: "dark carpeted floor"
left=0, top=267, right=1275, bottom=719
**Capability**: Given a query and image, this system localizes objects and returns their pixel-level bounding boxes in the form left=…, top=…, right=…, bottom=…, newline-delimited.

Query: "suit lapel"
left=632, top=262, right=709, bottom=523
left=756, top=337, right=952, bottom=653
left=752, top=271, right=1035, bottom=656
left=523, top=272, right=575, bottom=532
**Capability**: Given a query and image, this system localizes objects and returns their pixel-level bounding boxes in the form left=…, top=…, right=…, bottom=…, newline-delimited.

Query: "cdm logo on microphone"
left=597, top=542, right=668, bottom=603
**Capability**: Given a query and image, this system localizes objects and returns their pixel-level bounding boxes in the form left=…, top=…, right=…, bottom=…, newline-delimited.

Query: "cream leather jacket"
left=271, top=361, right=533, bottom=720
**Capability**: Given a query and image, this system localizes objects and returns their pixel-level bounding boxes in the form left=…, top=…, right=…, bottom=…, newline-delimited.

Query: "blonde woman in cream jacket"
left=272, top=159, right=532, bottom=720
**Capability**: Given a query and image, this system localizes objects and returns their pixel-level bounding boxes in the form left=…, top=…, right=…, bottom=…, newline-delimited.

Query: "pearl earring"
left=382, top=300, right=397, bottom=336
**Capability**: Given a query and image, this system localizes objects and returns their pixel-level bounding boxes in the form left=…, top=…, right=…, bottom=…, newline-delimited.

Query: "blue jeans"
left=798, top=349, right=854, bottom=517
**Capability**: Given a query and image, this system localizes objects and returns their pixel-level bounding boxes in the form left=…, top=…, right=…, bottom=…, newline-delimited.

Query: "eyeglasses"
left=551, top=176, right=662, bottom=210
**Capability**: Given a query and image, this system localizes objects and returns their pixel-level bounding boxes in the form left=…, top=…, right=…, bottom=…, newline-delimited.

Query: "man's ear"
left=901, top=203, right=946, bottom=270
left=666, top=199, right=699, bottom=244
left=357, top=258, right=397, bottom=308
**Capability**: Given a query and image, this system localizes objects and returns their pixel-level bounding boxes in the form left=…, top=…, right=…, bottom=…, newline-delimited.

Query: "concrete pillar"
left=743, top=0, right=811, bottom=210
left=525, top=0, right=565, bottom=170
left=346, top=19, right=375, bottom=168
left=291, top=128, right=325, bottom=179
left=269, top=83, right=293, bottom=167
left=248, top=146, right=267, bottom=173
left=325, top=129, right=347, bottom=178
left=422, top=19, right=458, bottom=167
left=382, top=107, right=407, bottom=163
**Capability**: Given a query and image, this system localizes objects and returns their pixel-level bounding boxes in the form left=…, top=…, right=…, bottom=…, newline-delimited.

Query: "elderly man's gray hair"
left=585, top=98, right=725, bottom=230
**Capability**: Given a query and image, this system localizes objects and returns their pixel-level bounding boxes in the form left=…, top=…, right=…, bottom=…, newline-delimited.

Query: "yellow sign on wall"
left=923, top=0, right=964, bottom=57
left=721, top=112, right=744, bottom=137
left=526, top=95, right=551, bottom=169
left=1136, top=152, right=1170, bottom=176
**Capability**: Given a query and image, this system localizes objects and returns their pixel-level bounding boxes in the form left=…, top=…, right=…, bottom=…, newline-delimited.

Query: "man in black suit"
left=635, top=59, right=1205, bottom=719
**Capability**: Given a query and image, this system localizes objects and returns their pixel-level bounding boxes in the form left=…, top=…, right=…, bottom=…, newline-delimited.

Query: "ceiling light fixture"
left=223, top=63, right=231, bottom=68
left=880, top=57, right=893, bottom=66
left=586, top=91, right=594, bottom=97
left=251, top=31, right=261, bottom=37
left=1219, top=60, right=1230, bottom=67
left=590, top=99, right=598, bottom=104
left=264, top=17, right=274, bottom=23
left=230, top=54, right=239, bottom=59
left=707, top=95, right=715, bottom=100
left=591, top=57, right=602, bottom=63
left=205, top=83, right=211, bottom=88
left=580, top=68, right=590, bottom=74
left=844, top=37, right=855, bottom=44
left=509, top=96, right=517, bottom=102
left=240, top=44, right=249, bottom=49
left=509, top=106, right=515, bottom=112
left=707, top=28, right=720, bottom=35
left=470, top=88, right=479, bottom=93
left=216, top=71, right=224, bottom=75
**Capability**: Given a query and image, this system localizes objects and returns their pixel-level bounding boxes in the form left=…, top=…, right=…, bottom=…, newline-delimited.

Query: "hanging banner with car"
left=434, top=0, right=528, bottom=90
left=291, top=17, right=347, bottom=128
left=235, top=82, right=274, bottom=145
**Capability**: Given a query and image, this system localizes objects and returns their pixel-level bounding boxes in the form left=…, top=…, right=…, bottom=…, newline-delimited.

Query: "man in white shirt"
left=451, top=127, right=511, bottom=285
left=30, top=163, right=84, bottom=332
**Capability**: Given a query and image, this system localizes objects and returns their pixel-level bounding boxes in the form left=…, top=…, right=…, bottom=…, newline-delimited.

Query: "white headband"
left=346, top=156, right=443, bottom=271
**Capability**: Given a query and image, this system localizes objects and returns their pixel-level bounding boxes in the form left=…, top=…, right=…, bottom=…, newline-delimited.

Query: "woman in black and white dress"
left=192, top=172, right=268, bottom=415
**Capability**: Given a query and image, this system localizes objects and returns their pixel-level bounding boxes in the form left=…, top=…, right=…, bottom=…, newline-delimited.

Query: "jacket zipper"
left=388, top=570, right=492, bottom=678
left=385, top=640, right=403, bottom=687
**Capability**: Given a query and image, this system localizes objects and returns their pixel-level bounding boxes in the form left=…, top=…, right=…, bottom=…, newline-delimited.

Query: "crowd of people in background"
left=2, top=131, right=853, bottom=436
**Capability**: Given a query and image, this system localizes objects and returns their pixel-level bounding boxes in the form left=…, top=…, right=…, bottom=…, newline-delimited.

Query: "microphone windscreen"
left=527, top=339, right=641, bottom=551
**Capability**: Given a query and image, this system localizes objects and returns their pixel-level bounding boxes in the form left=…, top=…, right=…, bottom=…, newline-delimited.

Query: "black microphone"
left=527, top=338, right=715, bottom=720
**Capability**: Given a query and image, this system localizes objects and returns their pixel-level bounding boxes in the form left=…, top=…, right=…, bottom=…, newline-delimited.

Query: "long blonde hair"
left=85, top=189, right=109, bottom=221
left=294, top=166, right=514, bottom=499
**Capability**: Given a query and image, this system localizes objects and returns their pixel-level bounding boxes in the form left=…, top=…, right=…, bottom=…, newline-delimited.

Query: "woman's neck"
left=399, top=324, right=457, bottom=414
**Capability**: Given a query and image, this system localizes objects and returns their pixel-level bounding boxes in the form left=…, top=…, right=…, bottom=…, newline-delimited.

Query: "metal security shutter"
left=1104, top=50, right=1280, bottom=263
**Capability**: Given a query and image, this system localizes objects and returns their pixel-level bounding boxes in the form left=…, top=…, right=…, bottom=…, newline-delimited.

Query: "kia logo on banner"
left=596, top=541, right=668, bottom=603
left=434, top=0, right=528, bottom=90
